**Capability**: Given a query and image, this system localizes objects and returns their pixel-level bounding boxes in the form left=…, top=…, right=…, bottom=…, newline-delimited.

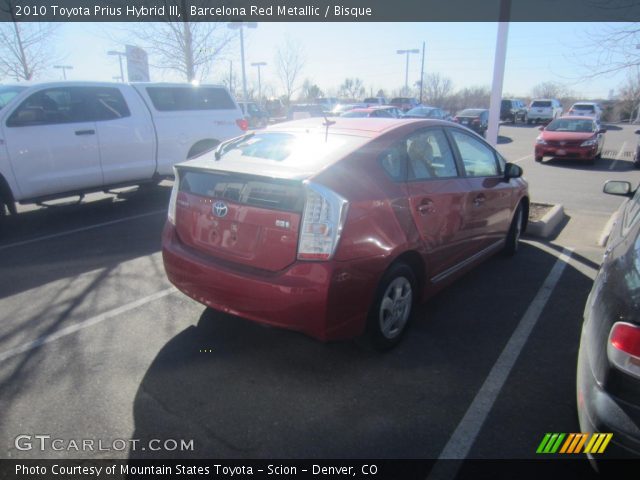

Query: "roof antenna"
left=322, top=115, right=335, bottom=142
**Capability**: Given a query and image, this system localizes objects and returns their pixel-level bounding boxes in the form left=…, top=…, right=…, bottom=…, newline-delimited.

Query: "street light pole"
left=228, top=22, right=257, bottom=103
left=107, top=50, right=126, bottom=82
left=397, top=49, right=420, bottom=95
left=53, top=65, right=73, bottom=80
left=251, top=62, right=267, bottom=103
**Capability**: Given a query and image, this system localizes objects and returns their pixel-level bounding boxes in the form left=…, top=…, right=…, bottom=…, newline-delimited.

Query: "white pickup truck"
left=0, top=81, right=246, bottom=217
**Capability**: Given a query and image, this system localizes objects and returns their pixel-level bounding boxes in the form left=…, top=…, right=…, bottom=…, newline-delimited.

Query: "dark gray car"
left=577, top=179, right=640, bottom=468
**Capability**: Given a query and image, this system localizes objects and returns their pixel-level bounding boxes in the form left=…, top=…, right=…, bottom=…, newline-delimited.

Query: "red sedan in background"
left=535, top=116, right=606, bottom=164
left=162, top=118, right=529, bottom=350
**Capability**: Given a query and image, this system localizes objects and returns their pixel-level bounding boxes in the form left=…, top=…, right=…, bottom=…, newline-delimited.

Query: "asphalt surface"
left=1, top=122, right=640, bottom=477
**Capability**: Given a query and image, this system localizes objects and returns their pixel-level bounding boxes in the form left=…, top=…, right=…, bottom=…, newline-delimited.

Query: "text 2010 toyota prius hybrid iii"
left=162, top=118, right=529, bottom=350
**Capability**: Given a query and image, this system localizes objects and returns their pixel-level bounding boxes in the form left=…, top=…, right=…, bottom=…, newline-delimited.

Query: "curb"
left=526, top=203, right=565, bottom=238
left=598, top=211, right=618, bottom=247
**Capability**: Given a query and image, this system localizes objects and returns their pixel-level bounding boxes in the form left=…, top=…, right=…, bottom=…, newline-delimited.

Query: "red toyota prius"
left=162, top=118, right=529, bottom=350
left=535, top=116, right=606, bottom=164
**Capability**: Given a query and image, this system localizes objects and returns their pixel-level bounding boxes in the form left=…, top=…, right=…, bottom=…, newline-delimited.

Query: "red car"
left=535, top=116, right=606, bottom=164
left=162, top=118, right=529, bottom=350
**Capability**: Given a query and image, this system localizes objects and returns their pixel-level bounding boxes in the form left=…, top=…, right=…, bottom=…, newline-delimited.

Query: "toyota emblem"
left=212, top=201, right=228, bottom=218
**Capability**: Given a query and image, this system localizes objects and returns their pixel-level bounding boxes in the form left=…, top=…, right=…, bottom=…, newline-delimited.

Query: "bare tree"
left=275, top=37, right=305, bottom=105
left=0, top=1, right=61, bottom=81
left=421, top=73, right=453, bottom=107
left=299, top=79, right=323, bottom=102
left=577, top=22, right=640, bottom=78
left=339, top=78, right=365, bottom=100
left=618, top=69, right=640, bottom=122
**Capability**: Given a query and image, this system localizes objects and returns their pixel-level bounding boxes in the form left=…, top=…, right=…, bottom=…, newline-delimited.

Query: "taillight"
left=167, top=167, right=179, bottom=225
left=608, top=322, right=640, bottom=379
left=297, top=182, right=349, bottom=261
left=236, top=118, right=249, bottom=131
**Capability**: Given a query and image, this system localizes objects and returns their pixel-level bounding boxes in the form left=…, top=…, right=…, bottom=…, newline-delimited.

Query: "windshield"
left=340, top=110, right=369, bottom=118
left=459, top=109, right=484, bottom=116
left=391, top=98, right=410, bottom=103
left=406, top=107, right=435, bottom=117
left=545, top=118, right=596, bottom=132
left=531, top=101, right=552, bottom=108
left=0, top=86, right=27, bottom=110
left=573, top=104, right=595, bottom=112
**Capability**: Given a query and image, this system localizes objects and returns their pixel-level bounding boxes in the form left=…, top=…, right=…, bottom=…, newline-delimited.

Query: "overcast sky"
left=36, top=22, right=630, bottom=99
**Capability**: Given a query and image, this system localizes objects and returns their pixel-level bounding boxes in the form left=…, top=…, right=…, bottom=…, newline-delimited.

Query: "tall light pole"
left=53, top=65, right=73, bottom=80
left=486, top=0, right=511, bottom=146
left=251, top=62, right=267, bottom=103
left=107, top=50, right=126, bottom=82
left=397, top=49, right=420, bottom=95
left=228, top=22, right=257, bottom=103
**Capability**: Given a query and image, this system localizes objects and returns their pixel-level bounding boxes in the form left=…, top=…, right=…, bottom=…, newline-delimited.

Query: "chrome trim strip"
left=431, top=240, right=504, bottom=284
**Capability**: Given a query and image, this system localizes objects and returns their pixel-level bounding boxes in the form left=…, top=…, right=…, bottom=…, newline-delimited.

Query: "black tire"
left=535, top=156, right=543, bottom=162
left=503, top=204, right=523, bottom=256
left=634, top=161, right=640, bottom=169
left=361, top=262, right=416, bottom=351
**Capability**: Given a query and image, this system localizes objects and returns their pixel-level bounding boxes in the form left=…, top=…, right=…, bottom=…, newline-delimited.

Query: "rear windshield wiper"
left=215, top=132, right=255, bottom=161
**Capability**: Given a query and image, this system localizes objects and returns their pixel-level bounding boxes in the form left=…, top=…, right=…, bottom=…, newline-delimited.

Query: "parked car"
left=527, top=98, right=563, bottom=124
left=264, top=98, right=286, bottom=120
left=315, top=97, right=340, bottom=111
left=0, top=82, right=245, bottom=218
left=363, top=97, right=387, bottom=106
left=372, top=105, right=404, bottom=118
left=237, top=101, right=269, bottom=128
left=577, top=179, right=640, bottom=463
left=340, top=107, right=395, bottom=118
left=286, top=104, right=327, bottom=120
left=568, top=102, right=602, bottom=122
left=534, top=116, right=605, bottom=164
left=634, top=129, right=640, bottom=169
left=403, top=106, right=448, bottom=120
left=162, top=117, right=529, bottom=350
left=453, top=108, right=489, bottom=136
left=500, top=99, right=527, bottom=123
left=389, top=97, right=421, bottom=112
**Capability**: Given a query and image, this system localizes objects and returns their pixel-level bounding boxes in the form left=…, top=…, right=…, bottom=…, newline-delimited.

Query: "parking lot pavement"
left=0, top=123, right=635, bottom=474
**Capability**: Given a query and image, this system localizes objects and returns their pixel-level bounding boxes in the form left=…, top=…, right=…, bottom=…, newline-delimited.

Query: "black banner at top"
left=1, top=0, right=640, bottom=22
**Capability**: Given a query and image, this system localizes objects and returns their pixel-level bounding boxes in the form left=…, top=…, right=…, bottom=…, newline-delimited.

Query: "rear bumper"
left=162, top=222, right=380, bottom=341
left=577, top=337, right=640, bottom=458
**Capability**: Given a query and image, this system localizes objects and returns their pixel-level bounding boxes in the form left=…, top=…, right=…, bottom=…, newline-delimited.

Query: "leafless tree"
left=576, top=22, right=640, bottom=78
left=421, top=73, right=454, bottom=107
left=275, top=37, right=305, bottom=105
left=299, top=79, right=323, bottom=102
left=0, top=1, right=61, bottom=81
left=339, top=78, right=365, bottom=101
left=618, top=69, right=640, bottom=122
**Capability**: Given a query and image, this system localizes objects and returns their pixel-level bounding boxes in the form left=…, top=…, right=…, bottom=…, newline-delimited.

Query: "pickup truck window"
left=145, top=86, right=236, bottom=111
left=7, top=86, right=130, bottom=127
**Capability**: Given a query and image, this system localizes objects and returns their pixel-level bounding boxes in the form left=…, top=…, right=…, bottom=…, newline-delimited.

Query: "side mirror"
left=504, top=163, right=523, bottom=180
left=603, top=180, right=633, bottom=197
left=538, top=125, right=545, bottom=131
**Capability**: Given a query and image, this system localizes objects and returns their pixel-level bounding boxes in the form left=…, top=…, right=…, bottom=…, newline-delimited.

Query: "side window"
left=450, top=129, right=500, bottom=177
left=88, top=87, right=131, bottom=121
left=407, top=129, right=458, bottom=180
left=379, top=143, right=406, bottom=182
left=7, top=87, right=92, bottom=127
left=146, top=87, right=236, bottom=111
left=623, top=189, right=640, bottom=233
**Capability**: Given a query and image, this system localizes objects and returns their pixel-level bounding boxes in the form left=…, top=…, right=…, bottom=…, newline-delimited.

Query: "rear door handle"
left=417, top=199, right=435, bottom=215
left=75, top=129, right=95, bottom=136
left=473, top=194, right=486, bottom=207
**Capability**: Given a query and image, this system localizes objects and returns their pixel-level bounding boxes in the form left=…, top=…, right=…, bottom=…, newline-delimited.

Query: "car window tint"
left=146, top=86, right=236, bottom=111
left=407, top=129, right=458, bottom=180
left=7, top=87, right=93, bottom=127
left=379, top=143, right=406, bottom=182
left=450, top=130, right=499, bottom=177
left=89, top=87, right=131, bottom=121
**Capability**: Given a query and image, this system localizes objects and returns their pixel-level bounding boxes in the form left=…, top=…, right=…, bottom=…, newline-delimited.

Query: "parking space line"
left=512, top=154, right=531, bottom=164
left=426, top=247, right=573, bottom=478
left=609, top=141, right=626, bottom=171
left=0, top=210, right=166, bottom=252
left=0, top=287, right=175, bottom=363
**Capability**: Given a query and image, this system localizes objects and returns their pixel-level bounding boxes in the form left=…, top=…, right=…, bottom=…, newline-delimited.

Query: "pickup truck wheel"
left=361, top=262, right=416, bottom=351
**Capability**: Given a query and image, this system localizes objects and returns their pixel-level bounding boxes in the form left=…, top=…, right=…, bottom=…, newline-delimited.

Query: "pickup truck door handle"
left=75, top=129, right=95, bottom=136
left=417, top=199, right=435, bottom=215
left=473, top=194, right=486, bottom=207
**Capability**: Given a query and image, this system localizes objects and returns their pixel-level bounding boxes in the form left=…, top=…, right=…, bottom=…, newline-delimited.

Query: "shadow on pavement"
left=129, top=243, right=594, bottom=463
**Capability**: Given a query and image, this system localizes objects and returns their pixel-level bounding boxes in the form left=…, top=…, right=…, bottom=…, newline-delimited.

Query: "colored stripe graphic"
left=537, top=433, right=613, bottom=454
